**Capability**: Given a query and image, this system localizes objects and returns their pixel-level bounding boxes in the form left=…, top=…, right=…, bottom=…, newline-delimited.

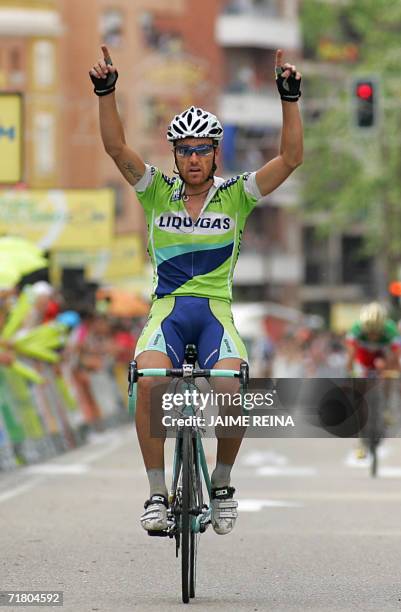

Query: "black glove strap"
left=90, top=69, right=118, bottom=97
left=275, top=66, right=301, bottom=102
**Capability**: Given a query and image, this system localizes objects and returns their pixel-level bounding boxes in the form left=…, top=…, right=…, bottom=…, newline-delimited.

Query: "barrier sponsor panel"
left=0, top=189, right=114, bottom=249
left=0, top=362, right=128, bottom=471
left=50, top=234, right=144, bottom=284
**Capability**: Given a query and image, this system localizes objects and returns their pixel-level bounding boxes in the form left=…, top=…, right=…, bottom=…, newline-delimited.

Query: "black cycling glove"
left=90, top=69, right=118, bottom=97
left=275, top=66, right=301, bottom=102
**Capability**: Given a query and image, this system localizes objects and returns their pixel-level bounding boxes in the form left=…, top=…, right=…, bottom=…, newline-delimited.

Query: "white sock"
left=146, top=468, right=168, bottom=498
left=211, top=462, right=233, bottom=488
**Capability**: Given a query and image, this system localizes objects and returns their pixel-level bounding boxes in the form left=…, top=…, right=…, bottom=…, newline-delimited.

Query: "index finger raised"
left=275, top=49, right=283, bottom=68
left=101, top=45, right=113, bottom=66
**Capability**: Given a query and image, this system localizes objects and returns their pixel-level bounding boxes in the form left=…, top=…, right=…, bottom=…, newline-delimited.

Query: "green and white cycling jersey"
left=134, top=164, right=262, bottom=303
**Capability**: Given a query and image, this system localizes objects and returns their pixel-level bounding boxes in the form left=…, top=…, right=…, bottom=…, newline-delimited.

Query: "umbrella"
left=0, top=236, right=43, bottom=258
left=0, top=268, right=21, bottom=289
left=97, top=288, right=150, bottom=317
left=0, top=252, right=47, bottom=279
left=0, top=236, right=47, bottom=287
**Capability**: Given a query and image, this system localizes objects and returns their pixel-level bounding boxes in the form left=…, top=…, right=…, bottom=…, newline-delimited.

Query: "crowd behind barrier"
left=3, top=280, right=401, bottom=471
left=0, top=282, right=146, bottom=472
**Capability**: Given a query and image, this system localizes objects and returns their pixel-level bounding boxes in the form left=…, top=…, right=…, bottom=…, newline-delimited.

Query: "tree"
left=300, top=0, right=401, bottom=286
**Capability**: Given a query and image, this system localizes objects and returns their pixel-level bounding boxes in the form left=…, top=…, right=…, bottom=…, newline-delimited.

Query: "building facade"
left=0, top=0, right=306, bottom=304
left=215, top=0, right=303, bottom=306
left=0, top=0, right=63, bottom=188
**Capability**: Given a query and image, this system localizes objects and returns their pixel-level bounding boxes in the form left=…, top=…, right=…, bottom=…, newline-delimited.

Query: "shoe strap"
left=144, top=494, right=168, bottom=509
left=211, top=486, right=236, bottom=500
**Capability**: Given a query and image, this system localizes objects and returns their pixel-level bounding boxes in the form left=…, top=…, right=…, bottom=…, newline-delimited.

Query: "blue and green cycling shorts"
left=135, top=296, right=248, bottom=368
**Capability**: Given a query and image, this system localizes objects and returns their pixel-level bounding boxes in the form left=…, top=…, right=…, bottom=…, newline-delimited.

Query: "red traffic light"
left=356, top=83, right=373, bottom=100
left=353, top=78, right=377, bottom=128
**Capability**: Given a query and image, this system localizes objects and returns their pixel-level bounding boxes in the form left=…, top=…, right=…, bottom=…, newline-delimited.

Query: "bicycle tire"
left=181, top=427, right=192, bottom=604
left=370, top=443, right=378, bottom=477
left=190, top=435, right=201, bottom=598
left=368, top=384, right=382, bottom=478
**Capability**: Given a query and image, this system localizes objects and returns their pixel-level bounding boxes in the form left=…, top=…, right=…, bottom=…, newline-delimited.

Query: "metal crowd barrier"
left=0, top=362, right=129, bottom=471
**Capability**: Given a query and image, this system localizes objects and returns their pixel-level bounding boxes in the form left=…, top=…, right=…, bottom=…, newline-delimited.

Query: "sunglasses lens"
left=175, top=146, right=188, bottom=157
left=175, top=145, right=214, bottom=157
left=197, top=145, right=213, bottom=156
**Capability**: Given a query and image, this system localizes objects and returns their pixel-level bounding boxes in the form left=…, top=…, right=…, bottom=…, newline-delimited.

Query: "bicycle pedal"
left=147, top=529, right=169, bottom=537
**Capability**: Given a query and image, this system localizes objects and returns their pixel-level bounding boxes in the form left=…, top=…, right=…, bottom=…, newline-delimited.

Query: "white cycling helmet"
left=167, top=106, right=224, bottom=143
left=360, top=302, right=386, bottom=334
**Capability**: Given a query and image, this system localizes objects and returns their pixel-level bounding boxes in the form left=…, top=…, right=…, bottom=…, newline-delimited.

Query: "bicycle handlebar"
left=137, top=368, right=240, bottom=378
left=128, top=361, right=249, bottom=397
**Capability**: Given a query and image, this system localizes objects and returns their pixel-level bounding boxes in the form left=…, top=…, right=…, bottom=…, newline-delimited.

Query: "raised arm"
left=89, top=45, right=145, bottom=186
left=255, top=49, right=303, bottom=197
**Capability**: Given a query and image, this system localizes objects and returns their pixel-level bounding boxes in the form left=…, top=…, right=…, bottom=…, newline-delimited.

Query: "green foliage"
left=301, top=0, right=401, bottom=279
left=301, top=0, right=339, bottom=57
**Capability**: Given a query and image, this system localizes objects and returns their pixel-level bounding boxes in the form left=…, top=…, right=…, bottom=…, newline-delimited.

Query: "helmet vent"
left=197, top=120, right=209, bottom=133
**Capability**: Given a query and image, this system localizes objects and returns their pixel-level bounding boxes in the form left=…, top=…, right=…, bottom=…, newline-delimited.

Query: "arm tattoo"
left=122, top=161, right=143, bottom=184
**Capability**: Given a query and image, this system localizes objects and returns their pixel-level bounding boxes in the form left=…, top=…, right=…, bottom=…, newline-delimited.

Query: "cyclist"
left=90, top=45, right=303, bottom=534
left=346, top=302, right=401, bottom=458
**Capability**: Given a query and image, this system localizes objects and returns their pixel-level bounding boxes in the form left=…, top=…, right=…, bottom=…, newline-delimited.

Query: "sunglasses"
left=175, top=144, right=215, bottom=157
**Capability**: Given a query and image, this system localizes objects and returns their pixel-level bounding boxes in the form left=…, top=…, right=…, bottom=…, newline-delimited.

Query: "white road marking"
left=344, top=445, right=390, bottom=469
left=26, top=464, right=89, bottom=475
left=378, top=467, right=401, bottom=478
left=82, top=429, right=131, bottom=463
left=257, top=466, right=317, bottom=477
left=241, top=450, right=316, bottom=476
left=241, top=450, right=289, bottom=467
left=0, top=478, right=45, bottom=504
left=239, top=498, right=303, bottom=512
left=258, top=491, right=401, bottom=501
left=0, top=429, right=130, bottom=503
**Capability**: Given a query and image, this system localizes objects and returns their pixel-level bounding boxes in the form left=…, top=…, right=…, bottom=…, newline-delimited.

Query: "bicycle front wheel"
left=190, top=434, right=202, bottom=598
left=181, top=427, right=192, bottom=604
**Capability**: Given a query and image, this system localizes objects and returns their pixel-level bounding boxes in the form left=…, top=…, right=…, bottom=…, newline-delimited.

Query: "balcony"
left=234, top=252, right=303, bottom=284
left=0, top=8, right=63, bottom=36
left=218, top=91, right=282, bottom=128
left=300, top=284, right=369, bottom=302
left=216, top=12, right=300, bottom=51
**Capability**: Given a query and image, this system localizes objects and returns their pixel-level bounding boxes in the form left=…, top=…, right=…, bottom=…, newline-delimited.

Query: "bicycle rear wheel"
left=370, top=443, right=378, bottom=477
left=181, top=427, right=192, bottom=604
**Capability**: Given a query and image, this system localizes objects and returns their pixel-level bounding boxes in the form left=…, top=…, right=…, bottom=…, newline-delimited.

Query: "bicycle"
left=359, top=369, right=399, bottom=477
left=128, top=344, right=248, bottom=604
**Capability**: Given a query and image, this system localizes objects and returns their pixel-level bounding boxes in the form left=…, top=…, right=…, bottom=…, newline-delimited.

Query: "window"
left=341, top=236, right=373, bottom=286
left=34, top=113, right=55, bottom=176
left=33, top=40, right=55, bottom=88
left=8, top=46, right=24, bottom=87
left=224, top=0, right=279, bottom=16
left=101, top=10, right=123, bottom=47
left=10, top=47, right=21, bottom=71
left=139, top=12, right=182, bottom=53
left=303, top=227, right=330, bottom=285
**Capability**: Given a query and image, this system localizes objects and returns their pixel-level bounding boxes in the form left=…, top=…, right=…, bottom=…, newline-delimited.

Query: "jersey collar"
left=178, top=175, right=224, bottom=217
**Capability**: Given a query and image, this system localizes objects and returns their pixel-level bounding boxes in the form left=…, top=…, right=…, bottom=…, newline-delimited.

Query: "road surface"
left=1, top=426, right=401, bottom=611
